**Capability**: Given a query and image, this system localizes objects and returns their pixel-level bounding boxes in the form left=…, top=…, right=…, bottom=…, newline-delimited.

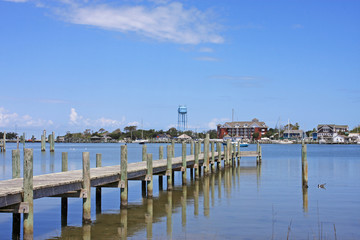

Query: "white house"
left=332, top=135, right=345, bottom=143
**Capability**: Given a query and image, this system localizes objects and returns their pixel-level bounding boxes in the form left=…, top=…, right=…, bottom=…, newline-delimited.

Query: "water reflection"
left=41, top=151, right=46, bottom=174
left=50, top=165, right=262, bottom=239
left=50, top=152, right=55, bottom=173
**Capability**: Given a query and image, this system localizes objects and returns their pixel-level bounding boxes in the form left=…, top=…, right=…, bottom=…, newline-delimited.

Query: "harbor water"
left=0, top=143, right=359, bottom=239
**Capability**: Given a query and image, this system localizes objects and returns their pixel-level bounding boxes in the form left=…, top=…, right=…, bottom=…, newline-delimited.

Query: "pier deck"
left=0, top=151, right=258, bottom=208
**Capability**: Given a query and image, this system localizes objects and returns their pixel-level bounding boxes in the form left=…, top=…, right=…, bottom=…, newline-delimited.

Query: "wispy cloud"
left=194, top=56, right=219, bottom=61
left=69, top=108, right=126, bottom=127
left=209, top=75, right=262, bottom=88
left=210, top=75, right=257, bottom=81
left=3, top=0, right=29, bottom=2
left=208, top=118, right=229, bottom=129
left=0, top=107, right=53, bottom=127
left=199, top=47, right=214, bottom=53
left=7, top=0, right=224, bottom=45
left=292, top=24, right=304, bottom=29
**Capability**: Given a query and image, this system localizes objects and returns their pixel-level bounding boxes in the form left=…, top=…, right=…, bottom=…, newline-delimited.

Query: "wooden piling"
left=190, top=140, right=194, bottom=155
left=2, top=131, right=6, bottom=152
left=181, top=185, right=187, bottom=227
left=301, top=142, right=308, bottom=188
left=22, top=133, right=25, bottom=152
left=82, top=152, right=91, bottom=223
left=147, top=153, right=153, bottom=198
left=216, top=142, right=221, bottom=168
left=121, top=146, right=128, bottom=208
left=256, top=142, right=260, bottom=164
left=119, top=209, right=127, bottom=239
left=195, top=142, right=199, bottom=180
left=211, top=141, right=215, bottom=172
left=96, top=153, right=102, bottom=214
left=61, top=152, right=68, bottom=227
left=167, top=145, right=173, bottom=190
left=142, top=145, right=147, bottom=197
left=171, top=140, right=175, bottom=157
left=50, top=132, right=55, bottom=152
left=158, top=145, right=164, bottom=190
left=23, top=149, right=33, bottom=240
left=182, top=142, right=186, bottom=185
left=237, top=141, right=241, bottom=163
left=146, top=198, right=153, bottom=238
left=226, top=139, right=231, bottom=166
left=224, top=145, right=228, bottom=166
left=12, top=149, right=20, bottom=239
left=41, top=135, right=45, bottom=152
left=204, top=134, right=210, bottom=174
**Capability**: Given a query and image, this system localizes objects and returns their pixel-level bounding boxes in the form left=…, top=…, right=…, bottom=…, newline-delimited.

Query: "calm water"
left=0, top=143, right=359, bottom=239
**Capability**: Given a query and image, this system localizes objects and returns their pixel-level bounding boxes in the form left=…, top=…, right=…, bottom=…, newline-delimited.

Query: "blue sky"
left=0, top=0, right=359, bottom=137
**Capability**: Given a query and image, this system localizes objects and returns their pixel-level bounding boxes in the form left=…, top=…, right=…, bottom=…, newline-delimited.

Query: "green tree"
left=252, top=132, right=260, bottom=139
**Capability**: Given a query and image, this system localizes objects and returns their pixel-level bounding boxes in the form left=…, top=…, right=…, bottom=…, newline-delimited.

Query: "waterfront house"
left=156, top=134, right=172, bottom=141
left=317, top=124, right=349, bottom=141
left=333, top=135, right=345, bottom=143
left=217, top=118, right=268, bottom=140
left=283, top=130, right=305, bottom=140
left=177, top=134, right=191, bottom=140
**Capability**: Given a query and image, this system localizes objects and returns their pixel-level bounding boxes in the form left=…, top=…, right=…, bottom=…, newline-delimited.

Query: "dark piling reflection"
left=50, top=165, right=261, bottom=239
left=302, top=187, right=308, bottom=212
left=50, top=152, right=55, bottom=173
left=41, top=151, right=46, bottom=174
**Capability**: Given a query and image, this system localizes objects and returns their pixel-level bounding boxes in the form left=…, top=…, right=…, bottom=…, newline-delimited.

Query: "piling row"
left=0, top=141, right=262, bottom=239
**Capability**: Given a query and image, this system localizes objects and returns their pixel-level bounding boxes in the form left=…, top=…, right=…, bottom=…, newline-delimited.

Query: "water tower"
left=177, top=105, right=188, bottom=131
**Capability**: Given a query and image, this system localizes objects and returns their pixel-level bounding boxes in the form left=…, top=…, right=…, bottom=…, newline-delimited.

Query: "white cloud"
left=207, top=118, right=229, bottom=129
left=199, top=47, right=213, bottom=53
left=19, top=0, right=223, bottom=45
left=3, top=0, right=29, bottom=2
left=0, top=107, right=53, bottom=127
left=194, top=56, right=219, bottom=61
left=69, top=108, right=126, bottom=127
left=69, top=108, right=80, bottom=124
left=127, top=121, right=139, bottom=126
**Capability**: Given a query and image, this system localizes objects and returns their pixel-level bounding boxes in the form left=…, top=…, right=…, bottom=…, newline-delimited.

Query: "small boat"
left=319, top=139, right=326, bottom=144
left=222, top=142, right=248, bottom=147
left=133, top=139, right=149, bottom=144
left=278, top=139, right=293, bottom=144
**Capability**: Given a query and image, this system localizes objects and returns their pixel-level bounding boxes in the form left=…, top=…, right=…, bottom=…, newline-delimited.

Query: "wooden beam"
left=0, top=202, right=29, bottom=213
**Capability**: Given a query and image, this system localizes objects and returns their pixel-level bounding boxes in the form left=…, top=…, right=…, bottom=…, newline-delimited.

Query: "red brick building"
left=217, top=118, right=268, bottom=140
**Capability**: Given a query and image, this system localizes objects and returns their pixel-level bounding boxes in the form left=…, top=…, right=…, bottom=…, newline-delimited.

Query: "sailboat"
left=279, top=119, right=293, bottom=144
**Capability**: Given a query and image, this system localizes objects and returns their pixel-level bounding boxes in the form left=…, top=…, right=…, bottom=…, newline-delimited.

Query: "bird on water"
left=317, top=183, right=326, bottom=189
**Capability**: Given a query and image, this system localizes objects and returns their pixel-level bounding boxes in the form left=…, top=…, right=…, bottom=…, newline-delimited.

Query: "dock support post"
left=2, top=131, right=6, bottom=152
left=182, top=142, right=186, bottom=185
left=41, top=134, right=45, bottom=152
left=204, top=134, right=210, bottom=174
left=22, top=133, right=25, bottom=152
left=194, top=142, right=199, bottom=180
left=190, top=140, right=194, bottom=155
left=237, top=141, right=241, bottom=164
left=256, top=142, right=260, bottom=164
left=23, top=149, right=33, bottom=240
left=95, top=153, right=102, bottom=214
left=121, top=146, right=128, bottom=208
left=50, top=132, right=55, bottom=152
left=12, top=149, right=20, bottom=239
left=167, top=145, right=173, bottom=190
left=301, top=141, right=308, bottom=188
left=142, top=145, right=147, bottom=197
left=82, top=152, right=91, bottom=223
left=224, top=145, right=228, bottom=167
left=171, top=140, right=175, bottom=157
left=61, top=152, right=68, bottom=227
left=158, top=146, right=164, bottom=190
left=147, top=153, right=153, bottom=198
left=216, top=142, right=221, bottom=168
left=211, top=141, right=215, bottom=172
left=226, top=139, right=231, bottom=166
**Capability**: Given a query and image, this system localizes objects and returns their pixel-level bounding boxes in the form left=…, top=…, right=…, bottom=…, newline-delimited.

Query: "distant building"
left=283, top=130, right=305, bottom=140
left=156, top=134, right=172, bottom=141
left=317, top=124, right=349, bottom=141
left=333, top=135, right=345, bottom=143
left=217, top=118, right=268, bottom=140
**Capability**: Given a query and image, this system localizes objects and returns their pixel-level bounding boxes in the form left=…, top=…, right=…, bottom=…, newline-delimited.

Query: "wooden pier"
left=0, top=136, right=262, bottom=239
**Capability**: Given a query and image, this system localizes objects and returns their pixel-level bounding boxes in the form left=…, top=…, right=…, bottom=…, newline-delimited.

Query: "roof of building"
left=220, top=118, right=268, bottom=128
left=318, top=124, right=348, bottom=129
left=177, top=134, right=191, bottom=139
left=284, top=130, right=304, bottom=134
